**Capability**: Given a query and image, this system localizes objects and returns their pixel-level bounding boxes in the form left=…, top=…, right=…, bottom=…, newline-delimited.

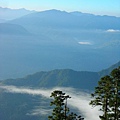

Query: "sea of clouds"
left=0, top=84, right=102, bottom=120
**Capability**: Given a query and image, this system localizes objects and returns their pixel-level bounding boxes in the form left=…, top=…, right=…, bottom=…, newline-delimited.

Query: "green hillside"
left=99, top=61, right=120, bottom=77
left=1, top=61, right=120, bottom=90
left=0, top=61, right=120, bottom=120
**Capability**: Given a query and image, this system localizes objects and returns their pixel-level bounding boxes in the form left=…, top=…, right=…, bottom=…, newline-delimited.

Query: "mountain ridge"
left=0, top=7, right=120, bottom=120
left=0, top=6, right=35, bottom=20
left=1, top=8, right=120, bottom=80
left=8, top=9, right=120, bottom=30
left=1, top=61, right=120, bottom=90
left=0, top=61, right=119, bottom=120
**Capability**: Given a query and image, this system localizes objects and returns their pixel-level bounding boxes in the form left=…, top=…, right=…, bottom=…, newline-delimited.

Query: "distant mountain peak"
left=40, top=9, right=70, bottom=15
left=0, top=6, right=35, bottom=12
left=70, top=11, right=95, bottom=17
left=0, top=6, right=35, bottom=20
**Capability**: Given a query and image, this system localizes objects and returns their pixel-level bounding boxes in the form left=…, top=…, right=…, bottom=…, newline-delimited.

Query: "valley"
left=0, top=6, right=120, bottom=120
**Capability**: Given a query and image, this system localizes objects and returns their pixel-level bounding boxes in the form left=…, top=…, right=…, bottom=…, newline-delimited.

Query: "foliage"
left=110, top=67, right=120, bottom=120
left=90, top=67, right=120, bottom=120
left=48, top=90, right=84, bottom=120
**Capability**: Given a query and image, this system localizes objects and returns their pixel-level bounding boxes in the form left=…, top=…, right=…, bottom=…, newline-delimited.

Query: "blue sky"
left=0, top=0, right=120, bottom=16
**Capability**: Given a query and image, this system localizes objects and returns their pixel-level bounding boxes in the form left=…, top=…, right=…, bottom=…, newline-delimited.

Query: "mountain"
left=0, top=9, right=120, bottom=79
left=0, top=61, right=119, bottom=120
left=99, top=61, right=120, bottom=77
left=1, top=69, right=98, bottom=90
left=0, top=8, right=120, bottom=120
left=1, top=61, right=120, bottom=90
left=0, top=7, right=35, bottom=20
left=9, top=9, right=120, bottom=30
left=0, top=23, right=30, bottom=35
left=70, top=11, right=94, bottom=17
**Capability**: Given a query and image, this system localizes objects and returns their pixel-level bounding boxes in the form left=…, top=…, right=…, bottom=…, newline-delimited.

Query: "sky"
left=0, top=0, right=120, bottom=16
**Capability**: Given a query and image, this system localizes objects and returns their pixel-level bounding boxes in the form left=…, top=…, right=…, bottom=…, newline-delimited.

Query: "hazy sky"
left=0, top=0, right=120, bottom=16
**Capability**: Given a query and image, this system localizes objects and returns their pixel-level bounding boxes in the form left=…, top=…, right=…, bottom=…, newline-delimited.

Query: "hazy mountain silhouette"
left=0, top=23, right=30, bottom=35
left=0, top=7, right=35, bottom=20
left=9, top=9, right=120, bottom=30
left=0, top=8, right=120, bottom=120
left=0, top=9, right=120, bottom=80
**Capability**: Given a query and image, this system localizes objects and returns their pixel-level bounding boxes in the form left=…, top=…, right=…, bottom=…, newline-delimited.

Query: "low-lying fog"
left=0, top=84, right=102, bottom=120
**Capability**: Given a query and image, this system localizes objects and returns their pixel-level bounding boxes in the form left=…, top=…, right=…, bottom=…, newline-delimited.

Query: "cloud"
left=55, top=87, right=102, bottom=120
left=0, top=85, right=102, bottom=120
left=106, top=29, right=120, bottom=32
left=67, top=91, right=101, bottom=120
left=0, top=85, right=51, bottom=97
left=78, top=42, right=92, bottom=45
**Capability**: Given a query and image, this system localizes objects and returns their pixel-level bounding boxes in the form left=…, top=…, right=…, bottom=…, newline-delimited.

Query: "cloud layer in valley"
left=0, top=84, right=102, bottom=120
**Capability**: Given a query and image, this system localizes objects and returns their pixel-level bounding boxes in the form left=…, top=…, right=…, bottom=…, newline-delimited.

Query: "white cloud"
left=0, top=85, right=51, bottom=97
left=78, top=42, right=92, bottom=45
left=106, top=29, right=120, bottom=32
left=0, top=85, right=102, bottom=120
left=67, top=91, right=101, bottom=120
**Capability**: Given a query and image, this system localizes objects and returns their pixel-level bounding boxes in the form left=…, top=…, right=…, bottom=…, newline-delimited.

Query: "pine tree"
left=90, top=67, right=120, bottom=120
left=48, top=90, right=84, bottom=120
left=110, top=67, right=120, bottom=120
left=90, top=75, right=112, bottom=120
left=48, top=90, right=70, bottom=120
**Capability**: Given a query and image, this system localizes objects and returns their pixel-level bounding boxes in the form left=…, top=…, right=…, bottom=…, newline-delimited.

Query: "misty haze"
left=0, top=1, right=120, bottom=120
